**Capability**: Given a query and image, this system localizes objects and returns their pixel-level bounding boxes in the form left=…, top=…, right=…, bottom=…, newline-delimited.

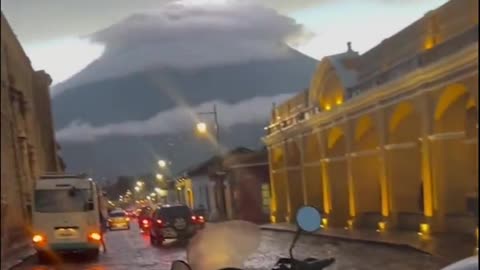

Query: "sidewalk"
left=1, top=241, right=36, bottom=270
left=260, top=223, right=476, bottom=264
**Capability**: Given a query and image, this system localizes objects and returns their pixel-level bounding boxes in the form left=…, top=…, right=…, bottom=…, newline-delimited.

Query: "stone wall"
left=1, top=12, right=62, bottom=264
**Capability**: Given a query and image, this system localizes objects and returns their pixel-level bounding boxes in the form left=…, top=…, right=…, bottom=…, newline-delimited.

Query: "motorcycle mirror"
left=170, top=260, right=192, bottom=270
left=296, top=206, right=322, bottom=233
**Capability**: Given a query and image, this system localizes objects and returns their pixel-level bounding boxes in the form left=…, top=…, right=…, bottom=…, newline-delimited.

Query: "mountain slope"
left=52, top=49, right=317, bottom=128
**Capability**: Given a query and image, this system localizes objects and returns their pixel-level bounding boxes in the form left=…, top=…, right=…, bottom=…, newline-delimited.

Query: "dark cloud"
left=1, top=0, right=428, bottom=43
left=52, top=2, right=310, bottom=94
left=1, top=0, right=170, bottom=43
left=55, top=94, right=292, bottom=142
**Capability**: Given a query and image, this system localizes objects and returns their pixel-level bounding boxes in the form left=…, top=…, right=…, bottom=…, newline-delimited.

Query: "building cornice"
left=263, top=43, right=478, bottom=146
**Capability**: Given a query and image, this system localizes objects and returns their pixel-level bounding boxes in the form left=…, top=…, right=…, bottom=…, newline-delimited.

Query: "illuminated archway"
left=303, top=133, right=323, bottom=209
left=351, top=115, right=381, bottom=227
left=387, top=101, right=423, bottom=229
left=324, top=126, right=349, bottom=227
left=327, top=127, right=344, bottom=149
left=388, top=101, right=420, bottom=143
left=353, top=115, right=378, bottom=151
left=308, top=60, right=346, bottom=111
left=389, top=102, right=414, bottom=133
left=432, top=82, right=477, bottom=230
left=434, top=84, right=467, bottom=121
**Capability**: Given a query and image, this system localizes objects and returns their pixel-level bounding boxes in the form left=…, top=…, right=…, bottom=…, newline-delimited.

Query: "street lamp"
left=156, top=174, right=164, bottom=180
left=135, top=186, right=140, bottom=192
left=196, top=104, right=220, bottom=142
left=196, top=122, right=208, bottom=134
left=158, top=160, right=167, bottom=168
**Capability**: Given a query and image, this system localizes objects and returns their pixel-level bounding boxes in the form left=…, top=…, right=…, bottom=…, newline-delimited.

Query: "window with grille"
left=261, top=184, right=270, bottom=214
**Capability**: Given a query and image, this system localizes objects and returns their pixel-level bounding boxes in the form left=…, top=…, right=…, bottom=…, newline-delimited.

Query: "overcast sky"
left=2, top=0, right=448, bottom=86
left=1, top=0, right=449, bottom=143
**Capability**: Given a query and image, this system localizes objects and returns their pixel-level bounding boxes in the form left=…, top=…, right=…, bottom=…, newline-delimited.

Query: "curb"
left=3, top=248, right=36, bottom=270
left=260, top=226, right=432, bottom=256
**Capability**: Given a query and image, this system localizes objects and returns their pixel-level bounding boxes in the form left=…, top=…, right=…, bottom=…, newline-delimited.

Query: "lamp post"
left=196, top=104, right=220, bottom=145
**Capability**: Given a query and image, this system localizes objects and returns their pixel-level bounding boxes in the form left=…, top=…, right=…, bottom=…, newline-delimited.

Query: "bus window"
left=35, top=189, right=92, bottom=213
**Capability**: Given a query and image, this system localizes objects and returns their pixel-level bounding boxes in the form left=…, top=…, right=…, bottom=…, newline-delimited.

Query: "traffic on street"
left=1, top=0, right=478, bottom=269
left=14, top=221, right=445, bottom=270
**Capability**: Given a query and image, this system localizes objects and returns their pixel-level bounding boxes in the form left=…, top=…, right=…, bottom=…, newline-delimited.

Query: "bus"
left=31, top=174, right=103, bottom=261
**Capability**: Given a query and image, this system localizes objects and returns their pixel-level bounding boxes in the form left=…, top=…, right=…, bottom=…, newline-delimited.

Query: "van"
left=32, top=174, right=103, bottom=261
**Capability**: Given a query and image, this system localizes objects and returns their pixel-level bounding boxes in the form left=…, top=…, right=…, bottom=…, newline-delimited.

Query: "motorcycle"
left=138, top=217, right=151, bottom=234
left=170, top=206, right=335, bottom=270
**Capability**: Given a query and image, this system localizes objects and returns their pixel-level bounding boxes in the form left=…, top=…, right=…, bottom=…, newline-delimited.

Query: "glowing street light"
left=146, top=196, right=151, bottom=200
left=136, top=181, right=144, bottom=187
left=150, top=193, right=156, bottom=197
left=158, top=160, right=167, bottom=168
left=155, top=187, right=162, bottom=194
left=135, top=186, right=140, bottom=192
left=156, top=174, right=164, bottom=180
left=196, top=122, right=208, bottom=134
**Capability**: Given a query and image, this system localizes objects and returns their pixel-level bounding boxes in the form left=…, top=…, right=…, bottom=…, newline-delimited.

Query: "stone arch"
left=309, top=61, right=330, bottom=106
left=308, top=59, right=346, bottom=111
left=435, top=83, right=467, bottom=119
left=302, top=132, right=323, bottom=209
left=303, top=132, right=321, bottom=163
left=326, top=126, right=345, bottom=157
left=286, top=139, right=301, bottom=167
left=324, top=126, right=349, bottom=227
left=431, top=82, right=478, bottom=231
left=388, top=101, right=421, bottom=143
left=465, top=96, right=477, bottom=138
left=386, top=101, right=423, bottom=229
left=353, top=115, right=378, bottom=151
left=271, top=145, right=285, bottom=170
left=351, top=115, right=382, bottom=227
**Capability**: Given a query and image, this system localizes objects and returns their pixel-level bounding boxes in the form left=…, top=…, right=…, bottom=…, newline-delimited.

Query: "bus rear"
left=32, top=174, right=102, bottom=260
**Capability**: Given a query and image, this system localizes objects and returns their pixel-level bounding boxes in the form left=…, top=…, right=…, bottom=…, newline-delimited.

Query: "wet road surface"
left=13, top=223, right=446, bottom=270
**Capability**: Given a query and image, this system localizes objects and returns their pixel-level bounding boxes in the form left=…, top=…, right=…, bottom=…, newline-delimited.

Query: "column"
left=375, top=106, right=391, bottom=224
left=267, top=146, right=278, bottom=223
left=418, top=94, right=435, bottom=232
left=283, top=139, right=292, bottom=223
left=343, top=119, right=356, bottom=221
left=297, top=135, right=308, bottom=205
left=317, top=130, right=331, bottom=215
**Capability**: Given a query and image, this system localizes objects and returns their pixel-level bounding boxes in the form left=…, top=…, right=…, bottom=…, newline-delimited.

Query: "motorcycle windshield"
left=186, top=220, right=261, bottom=270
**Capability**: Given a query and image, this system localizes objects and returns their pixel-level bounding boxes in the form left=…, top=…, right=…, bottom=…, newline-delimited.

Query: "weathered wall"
left=1, top=12, right=61, bottom=264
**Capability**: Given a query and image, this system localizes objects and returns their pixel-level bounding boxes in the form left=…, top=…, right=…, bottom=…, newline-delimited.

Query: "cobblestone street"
left=13, top=224, right=447, bottom=270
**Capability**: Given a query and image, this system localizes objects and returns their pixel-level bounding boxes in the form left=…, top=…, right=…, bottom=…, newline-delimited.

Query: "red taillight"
left=142, top=219, right=149, bottom=225
left=33, top=234, right=45, bottom=243
left=191, top=216, right=197, bottom=221
left=198, top=216, right=205, bottom=223
left=156, top=219, right=163, bottom=224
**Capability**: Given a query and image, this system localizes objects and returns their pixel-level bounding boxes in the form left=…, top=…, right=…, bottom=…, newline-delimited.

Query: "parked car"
left=149, top=204, right=200, bottom=246
left=108, top=210, right=130, bottom=230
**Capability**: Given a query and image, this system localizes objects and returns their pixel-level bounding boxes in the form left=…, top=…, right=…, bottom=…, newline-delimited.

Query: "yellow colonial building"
left=264, top=0, right=478, bottom=234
